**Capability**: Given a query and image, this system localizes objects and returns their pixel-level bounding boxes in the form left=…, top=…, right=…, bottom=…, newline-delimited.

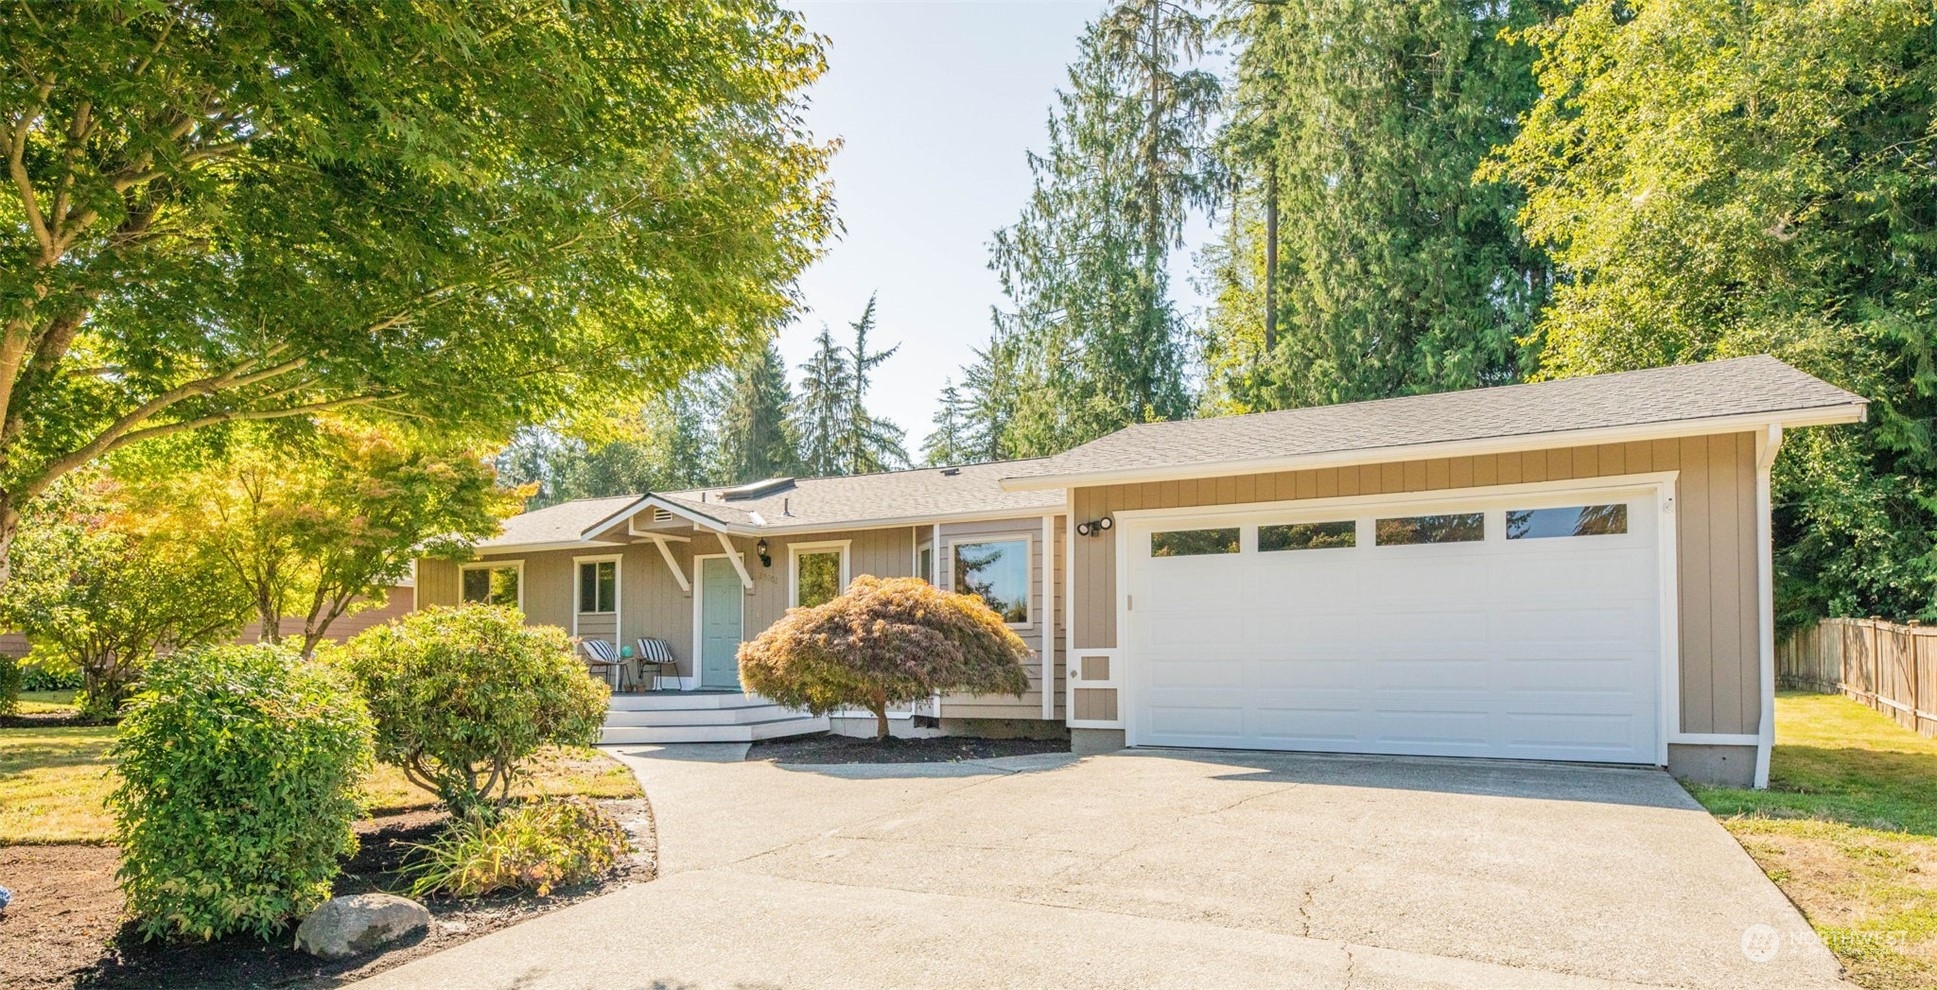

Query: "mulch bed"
left=0, top=712, right=103, bottom=730
left=0, top=798, right=655, bottom=990
left=749, top=732, right=1069, bottom=765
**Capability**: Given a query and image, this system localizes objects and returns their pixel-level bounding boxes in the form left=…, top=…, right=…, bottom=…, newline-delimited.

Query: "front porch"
left=600, top=689, right=827, bottom=745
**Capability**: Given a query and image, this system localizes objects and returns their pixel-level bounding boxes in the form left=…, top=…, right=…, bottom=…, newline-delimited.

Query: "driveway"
left=360, top=747, right=1848, bottom=990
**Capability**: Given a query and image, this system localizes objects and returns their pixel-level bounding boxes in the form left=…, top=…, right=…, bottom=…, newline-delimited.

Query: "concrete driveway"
left=360, top=747, right=1848, bottom=990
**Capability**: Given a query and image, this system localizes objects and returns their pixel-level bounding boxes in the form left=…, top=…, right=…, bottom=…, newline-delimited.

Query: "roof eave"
left=998, top=402, right=1868, bottom=492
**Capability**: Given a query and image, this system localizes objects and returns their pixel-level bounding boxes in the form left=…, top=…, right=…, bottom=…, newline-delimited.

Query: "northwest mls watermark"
left=1742, top=923, right=1905, bottom=963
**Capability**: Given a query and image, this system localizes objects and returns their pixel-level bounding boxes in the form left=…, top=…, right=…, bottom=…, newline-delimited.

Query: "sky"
left=778, top=0, right=1215, bottom=451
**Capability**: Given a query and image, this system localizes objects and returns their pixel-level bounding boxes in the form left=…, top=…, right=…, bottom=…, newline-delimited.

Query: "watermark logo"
left=1741, top=923, right=1781, bottom=963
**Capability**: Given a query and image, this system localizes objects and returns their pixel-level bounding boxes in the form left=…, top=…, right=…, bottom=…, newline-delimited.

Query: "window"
left=1150, top=528, right=1240, bottom=557
left=1259, top=521, right=1356, bottom=552
left=1375, top=513, right=1484, bottom=546
left=953, top=538, right=1030, bottom=624
left=1507, top=504, right=1628, bottom=540
left=577, top=559, right=617, bottom=613
left=792, top=544, right=847, bottom=608
left=461, top=563, right=521, bottom=607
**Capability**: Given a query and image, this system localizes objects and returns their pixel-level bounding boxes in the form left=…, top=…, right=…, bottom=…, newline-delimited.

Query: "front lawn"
left=0, top=722, right=640, bottom=845
left=18, top=689, right=78, bottom=714
left=1687, top=692, right=1937, bottom=990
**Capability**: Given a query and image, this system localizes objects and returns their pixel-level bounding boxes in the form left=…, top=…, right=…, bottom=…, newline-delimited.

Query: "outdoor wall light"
left=1074, top=516, right=1114, bottom=537
left=756, top=538, right=772, bottom=568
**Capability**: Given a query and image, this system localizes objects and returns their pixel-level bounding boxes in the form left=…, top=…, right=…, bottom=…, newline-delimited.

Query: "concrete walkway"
left=360, top=746, right=1849, bottom=990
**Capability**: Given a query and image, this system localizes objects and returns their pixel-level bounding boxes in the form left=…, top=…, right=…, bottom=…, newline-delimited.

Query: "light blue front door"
left=698, top=557, right=744, bottom=689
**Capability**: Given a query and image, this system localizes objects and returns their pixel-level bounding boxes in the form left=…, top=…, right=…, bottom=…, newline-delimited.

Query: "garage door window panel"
left=1150, top=528, right=1240, bottom=557
left=1506, top=504, right=1629, bottom=540
left=1259, top=520, right=1356, bottom=552
left=1374, top=513, right=1485, bottom=546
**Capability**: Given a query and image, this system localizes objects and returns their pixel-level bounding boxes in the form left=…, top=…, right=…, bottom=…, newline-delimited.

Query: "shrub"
left=0, top=655, right=19, bottom=718
left=330, top=605, right=608, bottom=817
left=109, top=644, right=374, bottom=941
left=19, top=659, right=84, bottom=692
left=402, top=797, right=628, bottom=899
left=739, top=575, right=1032, bottom=738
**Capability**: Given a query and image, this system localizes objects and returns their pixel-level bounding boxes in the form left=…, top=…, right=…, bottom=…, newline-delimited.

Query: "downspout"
left=1754, top=424, right=1783, bottom=788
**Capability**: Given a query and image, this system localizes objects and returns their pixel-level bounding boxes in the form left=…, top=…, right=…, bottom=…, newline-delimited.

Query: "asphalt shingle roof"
left=479, top=460, right=1065, bottom=549
left=1000, top=356, right=1865, bottom=487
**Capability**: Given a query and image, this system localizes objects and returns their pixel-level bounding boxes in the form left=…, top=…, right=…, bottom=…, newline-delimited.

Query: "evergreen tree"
left=792, top=296, right=907, bottom=476
left=716, top=341, right=800, bottom=483
left=1201, top=0, right=1553, bottom=413
left=921, top=380, right=974, bottom=466
left=983, top=1, right=1220, bottom=456
left=502, top=380, right=720, bottom=506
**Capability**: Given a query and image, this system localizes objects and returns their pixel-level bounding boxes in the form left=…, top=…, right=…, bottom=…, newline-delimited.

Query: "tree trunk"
left=1265, top=167, right=1279, bottom=354
left=0, top=496, right=16, bottom=591
left=869, top=686, right=890, bottom=740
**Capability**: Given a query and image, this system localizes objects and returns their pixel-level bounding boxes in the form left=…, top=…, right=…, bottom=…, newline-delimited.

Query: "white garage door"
left=1124, top=488, right=1662, bottom=764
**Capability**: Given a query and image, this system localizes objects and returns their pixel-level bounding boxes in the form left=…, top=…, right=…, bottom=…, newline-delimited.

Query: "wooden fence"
left=1777, top=617, right=1937, bottom=738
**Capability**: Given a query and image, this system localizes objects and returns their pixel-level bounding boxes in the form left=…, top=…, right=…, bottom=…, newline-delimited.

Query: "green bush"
left=330, top=605, right=608, bottom=817
left=739, top=575, right=1032, bottom=739
left=20, top=658, right=84, bottom=692
left=402, top=797, right=628, bottom=899
left=0, top=655, right=20, bottom=718
left=109, top=644, right=374, bottom=941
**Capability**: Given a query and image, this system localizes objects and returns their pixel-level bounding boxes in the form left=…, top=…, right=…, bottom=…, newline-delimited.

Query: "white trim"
left=1041, top=514, right=1056, bottom=719
left=691, top=553, right=746, bottom=691
left=570, top=553, right=623, bottom=642
left=1112, top=471, right=1681, bottom=767
left=1753, top=424, right=1783, bottom=788
left=946, top=531, right=1037, bottom=630
left=1000, top=405, right=1865, bottom=492
left=1671, top=733, right=1762, bottom=747
left=1064, top=491, right=1077, bottom=725
left=788, top=539, right=852, bottom=608
left=459, top=559, right=525, bottom=611
left=647, top=534, right=690, bottom=594
left=477, top=540, right=623, bottom=555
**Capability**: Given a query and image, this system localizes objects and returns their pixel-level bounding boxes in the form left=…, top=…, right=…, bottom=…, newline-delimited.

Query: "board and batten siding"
left=1069, top=433, right=1764, bottom=737
left=937, top=516, right=1067, bottom=721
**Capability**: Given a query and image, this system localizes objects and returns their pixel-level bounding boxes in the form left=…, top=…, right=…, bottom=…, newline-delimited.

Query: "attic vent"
left=721, top=476, right=795, bottom=501
left=940, top=467, right=961, bottom=477
left=649, top=507, right=672, bottom=523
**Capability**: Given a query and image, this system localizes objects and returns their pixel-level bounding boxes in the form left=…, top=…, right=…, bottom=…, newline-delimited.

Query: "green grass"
left=1688, top=693, right=1937, bottom=990
left=15, top=689, right=78, bottom=714
left=0, top=720, right=641, bottom=846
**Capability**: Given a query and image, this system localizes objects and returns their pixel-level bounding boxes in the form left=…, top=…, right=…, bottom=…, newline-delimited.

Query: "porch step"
left=598, top=714, right=829, bottom=745
left=603, top=702, right=809, bottom=728
left=606, top=691, right=766, bottom=712
left=599, top=689, right=827, bottom=743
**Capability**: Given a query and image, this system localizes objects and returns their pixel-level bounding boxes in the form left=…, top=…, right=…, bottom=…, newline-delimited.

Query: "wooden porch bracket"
left=646, top=534, right=691, bottom=594
left=713, top=530, right=755, bottom=592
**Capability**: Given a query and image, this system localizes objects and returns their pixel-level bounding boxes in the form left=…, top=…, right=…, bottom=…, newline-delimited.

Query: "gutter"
left=997, top=403, right=1868, bottom=492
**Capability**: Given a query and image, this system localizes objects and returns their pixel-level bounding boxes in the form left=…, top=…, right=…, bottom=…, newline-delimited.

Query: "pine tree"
left=716, top=341, right=799, bottom=483
left=841, top=296, right=909, bottom=474
left=982, top=2, right=1220, bottom=457
left=1201, top=0, right=1552, bottom=412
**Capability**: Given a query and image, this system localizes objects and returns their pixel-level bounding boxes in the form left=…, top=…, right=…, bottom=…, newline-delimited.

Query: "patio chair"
left=636, top=637, right=678, bottom=691
left=580, top=639, right=632, bottom=692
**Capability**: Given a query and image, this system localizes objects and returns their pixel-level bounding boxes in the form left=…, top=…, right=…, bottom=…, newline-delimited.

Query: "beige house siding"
left=1069, top=433, right=1763, bottom=737
left=236, top=586, right=418, bottom=645
left=937, top=515, right=1066, bottom=720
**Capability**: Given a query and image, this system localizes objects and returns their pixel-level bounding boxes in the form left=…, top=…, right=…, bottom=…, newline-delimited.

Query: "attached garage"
left=1001, top=356, right=1871, bottom=787
left=1120, top=483, right=1665, bottom=764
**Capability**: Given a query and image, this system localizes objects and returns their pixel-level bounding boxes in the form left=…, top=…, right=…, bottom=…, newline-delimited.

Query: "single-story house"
left=419, top=356, right=1866, bottom=787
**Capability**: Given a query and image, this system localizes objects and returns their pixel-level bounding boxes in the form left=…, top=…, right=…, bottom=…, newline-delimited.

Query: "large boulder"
left=294, top=893, right=431, bottom=960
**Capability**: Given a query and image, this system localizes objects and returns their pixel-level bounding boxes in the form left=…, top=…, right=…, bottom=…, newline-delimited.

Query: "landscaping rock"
left=294, top=893, right=430, bottom=960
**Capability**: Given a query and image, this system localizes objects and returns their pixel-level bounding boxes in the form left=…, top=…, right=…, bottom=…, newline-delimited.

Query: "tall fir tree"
left=716, top=340, right=800, bottom=483
left=982, top=1, right=1220, bottom=456
left=792, top=296, right=907, bottom=476
left=1200, top=0, right=1553, bottom=414
left=921, top=380, right=974, bottom=466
